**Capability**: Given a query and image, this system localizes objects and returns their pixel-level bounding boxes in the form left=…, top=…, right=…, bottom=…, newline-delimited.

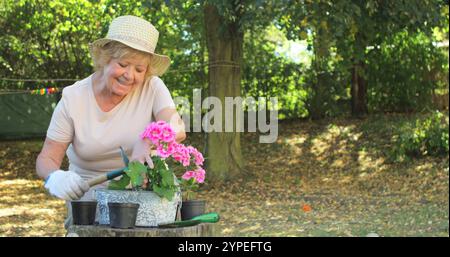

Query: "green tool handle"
left=190, top=212, right=220, bottom=223
left=87, top=168, right=126, bottom=187
left=158, top=212, right=220, bottom=228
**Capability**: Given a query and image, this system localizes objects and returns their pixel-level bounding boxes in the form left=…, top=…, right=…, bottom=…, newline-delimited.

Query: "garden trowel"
left=86, top=147, right=129, bottom=187
left=158, top=212, right=220, bottom=228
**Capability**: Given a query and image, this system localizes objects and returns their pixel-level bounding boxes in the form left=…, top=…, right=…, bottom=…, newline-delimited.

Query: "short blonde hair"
left=90, top=41, right=155, bottom=79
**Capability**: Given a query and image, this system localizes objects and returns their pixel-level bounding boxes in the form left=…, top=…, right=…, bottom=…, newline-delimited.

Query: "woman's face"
left=102, top=56, right=148, bottom=97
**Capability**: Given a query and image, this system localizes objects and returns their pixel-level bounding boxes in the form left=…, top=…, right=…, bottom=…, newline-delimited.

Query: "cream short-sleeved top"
left=47, top=74, right=175, bottom=185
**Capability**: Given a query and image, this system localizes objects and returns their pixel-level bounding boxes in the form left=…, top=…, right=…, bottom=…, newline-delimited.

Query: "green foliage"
left=367, top=31, right=449, bottom=112
left=108, top=172, right=130, bottom=190
left=390, top=111, right=449, bottom=162
left=204, top=0, right=283, bottom=32
left=125, top=161, right=147, bottom=188
left=179, top=177, right=200, bottom=201
left=149, top=157, right=177, bottom=201
left=242, top=25, right=309, bottom=119
left=0, top=0, right=104, bottom=89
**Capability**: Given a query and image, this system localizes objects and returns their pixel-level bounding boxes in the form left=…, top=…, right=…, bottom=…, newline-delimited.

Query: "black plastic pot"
left=181, top=200, right=206, bottom=221
left=71, top=200, right=97, bottom=225
left=108, top=202, right=140, bottom=229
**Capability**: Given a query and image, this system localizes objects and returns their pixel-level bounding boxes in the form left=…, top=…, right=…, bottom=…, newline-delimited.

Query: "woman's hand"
left=130, top=138, right=154, bottom=168
left=44, top=170, right=90, bottom=200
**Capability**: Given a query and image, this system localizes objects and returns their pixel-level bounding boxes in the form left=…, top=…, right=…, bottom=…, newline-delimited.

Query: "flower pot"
left=108, top=202, right=139, bottom=229
left=95, top=189, right=181, bottom=227
left=181, top=200, right=206, bottom=221
left=71, top=200, right=97, bottom=225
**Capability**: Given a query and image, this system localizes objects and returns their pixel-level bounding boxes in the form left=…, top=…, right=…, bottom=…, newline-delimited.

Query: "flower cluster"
left=181, top=167, right=205, bottom=183
left=140, top=121, right=205, bottom=185
left=141, top=120, right=176, bottom=145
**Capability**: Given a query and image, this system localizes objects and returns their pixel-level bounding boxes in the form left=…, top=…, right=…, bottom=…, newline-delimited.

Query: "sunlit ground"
left=0, top=113, right=448, bottom=236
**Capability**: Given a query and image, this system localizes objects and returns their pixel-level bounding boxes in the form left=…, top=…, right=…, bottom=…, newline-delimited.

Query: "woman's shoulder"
left=148, top=75, right=166, bottom=88
left=141, top=75, right=168, bottom=94
left=61, top=75, right=92, bottom=98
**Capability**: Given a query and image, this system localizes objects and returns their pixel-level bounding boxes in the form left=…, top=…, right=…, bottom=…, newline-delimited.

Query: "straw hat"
left=90, top=15, right=170, bottom=76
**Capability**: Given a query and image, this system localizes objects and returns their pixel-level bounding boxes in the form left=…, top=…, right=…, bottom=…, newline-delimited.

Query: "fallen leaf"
left=302, top=204, right=312, bottom=212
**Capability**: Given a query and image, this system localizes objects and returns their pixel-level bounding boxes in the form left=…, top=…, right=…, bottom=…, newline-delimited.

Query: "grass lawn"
left=0, top=112, right=448, bottom=236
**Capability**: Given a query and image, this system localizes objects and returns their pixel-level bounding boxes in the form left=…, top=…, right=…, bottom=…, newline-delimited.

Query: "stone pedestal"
left=66, top=223, right=217, bottom=237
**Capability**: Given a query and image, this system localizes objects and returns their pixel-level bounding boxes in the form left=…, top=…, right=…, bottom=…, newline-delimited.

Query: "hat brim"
left=90, top=38, right=171, bottom=76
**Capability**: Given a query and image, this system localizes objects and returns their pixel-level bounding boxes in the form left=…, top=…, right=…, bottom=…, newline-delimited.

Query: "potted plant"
left=167, top=139, right=207, bottom=221
left=179, top=167, right=206, bottom=220
left=95, top=120, right=206, bottom=227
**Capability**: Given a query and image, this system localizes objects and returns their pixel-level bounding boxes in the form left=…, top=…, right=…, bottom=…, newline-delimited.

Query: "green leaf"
left=153, top=184, right=175, bottom=201
left=153, top=156, right=168, bottom=170
left=108, top=175, right=130, bottom=190
left=108, top=174, right=130, bottom=190
left=125, top=161, right=147, bottom=188
left=160, top=169, right=175, bottom=187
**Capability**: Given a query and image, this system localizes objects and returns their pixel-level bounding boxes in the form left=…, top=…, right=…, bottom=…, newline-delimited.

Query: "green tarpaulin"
left=0, top=93, right=60, bottom=140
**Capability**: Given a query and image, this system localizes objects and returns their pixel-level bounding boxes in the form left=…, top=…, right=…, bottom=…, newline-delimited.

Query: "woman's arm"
left=36, top=137, right=89, bottom=200
left=36, top=137, right=69, bottom=180
left=155, top=107, right=187, bottom=143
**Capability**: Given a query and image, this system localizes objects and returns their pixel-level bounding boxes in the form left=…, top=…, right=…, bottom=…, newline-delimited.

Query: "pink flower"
left=141, top=121, right=175, bottom=145
left=171, top=143, right=183, bottom=162
left=140, top=123, right=163, bottom=144
left=149, top=127, right=162, bottom=144
left=171, top=143, right=191, bottom=167
left=156, top=142, right=175, bottom=158
left=187, top=146, right=204, bottom=166
left=194, top=167, right=206, bottom=183
left=140, top=124, right=153, bottom=139
left=182, top=170, right=196, bottom=180
left=161, top=126, right=176, bottom=143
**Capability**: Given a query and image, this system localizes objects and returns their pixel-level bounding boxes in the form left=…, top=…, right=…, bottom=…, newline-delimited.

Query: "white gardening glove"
left=130, top=139, right=154, bottom=168
left=44, top=170, right=90, bottom=201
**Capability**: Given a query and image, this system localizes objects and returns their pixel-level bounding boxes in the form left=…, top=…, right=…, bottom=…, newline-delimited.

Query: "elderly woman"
left=36, top=15, right=186, bottom=204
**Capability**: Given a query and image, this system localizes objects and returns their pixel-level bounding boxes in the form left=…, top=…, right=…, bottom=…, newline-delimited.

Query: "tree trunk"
left=350, top=60, right=368, bottom=117
left=350, top=32, right=368, bottom=117
left=309, top=28, right=331, bottom=120
left=203, top=4, right=244, bottom=183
